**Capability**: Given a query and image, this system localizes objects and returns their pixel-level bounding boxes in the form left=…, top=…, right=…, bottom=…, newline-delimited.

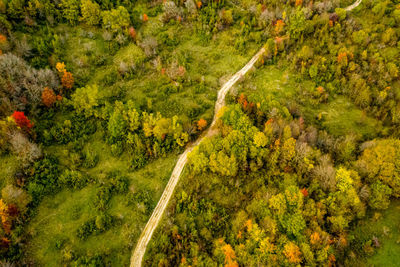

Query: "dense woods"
left=0, top=0, right=399, bottom=266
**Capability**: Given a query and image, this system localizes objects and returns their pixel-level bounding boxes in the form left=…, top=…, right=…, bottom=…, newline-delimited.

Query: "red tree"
left=11, top=111, right=33, bottom=131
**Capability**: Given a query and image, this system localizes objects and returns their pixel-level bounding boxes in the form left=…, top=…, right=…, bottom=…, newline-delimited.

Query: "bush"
left=59, top=169, right=88, bottom=189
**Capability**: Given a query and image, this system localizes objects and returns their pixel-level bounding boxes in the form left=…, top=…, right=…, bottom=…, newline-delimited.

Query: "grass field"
left=23, top=14, right=262, bottom=264
left=25, top=154, right=177, bottom=265
left=350, top=199, right=400, bottom=267
left=237, top=65, right=383, bottom=139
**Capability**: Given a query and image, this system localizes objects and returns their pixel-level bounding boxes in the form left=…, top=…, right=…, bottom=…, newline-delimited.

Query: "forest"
left=0, top=0, right=399, bottom=266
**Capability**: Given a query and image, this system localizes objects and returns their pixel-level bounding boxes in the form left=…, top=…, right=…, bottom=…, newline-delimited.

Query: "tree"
left=253, top=131, right=268, bottom=148
left=41, top=87, right=56, bottom=107
left=1, top=185, right=31, bottom=214
left=197, top=118, right=207, bottom=130
left=283, top=242, right=302, bottom=264
left=0, top=199, right=11, bottom=234
left=11, top=111, right=33, bottom=132
left=356, top=139, right=400, bottom=197
left=288, top=8, right=306, bottom=41
left=60, top=0, right=80, bottom=25
left=9, top=131, right=42, bottom=163
left=71, top=84, right=99, bottom=116
left=129, top=27, right=136, bottom=40
left=222, top=244, right=238, bottom=267
left=369, top=181, right=392, bottom=210
left=102, top=6, right=131, bottom=32
left=80, top=0, right=101, bottom=26
left=56, top=62, right=66, bottom=73
left=61, top=71, right=74, bottom=89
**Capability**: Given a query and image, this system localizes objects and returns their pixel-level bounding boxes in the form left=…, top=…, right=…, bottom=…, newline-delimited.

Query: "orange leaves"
left=283, top=242, right=302, bottom=264
left=0, top=200, right=11, bottom=234
left=274, top=20, right=285, bottom=34
left=295, top=0, right=303, bottom=7
left=197, top=1, right=202, bottom=9
left=245, top=219, right=252, bottom=231
left=61, top=71, right=74, bottom=89
left=42, top=87, right=56, bottom=108
left=56, top=62, right=74, bottom=90
left=222, top=244, right=238, bottom=267
left=310, top=232, right=321, bottom=245
left=317, top=86, right=325, bottom=94
left=197, top=118, right=207, bottom=130
left=0, top=34, right=6, bottom=43
left=337, top=52, right=348, bottom=66
left=143, top=13, right=148, bottom=22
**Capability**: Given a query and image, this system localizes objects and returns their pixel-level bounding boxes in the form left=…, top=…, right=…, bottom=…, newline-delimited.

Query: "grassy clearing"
left=237, top=65, right=383, bottom=139
left=350, top=199, right=400, bottom=267
left=25, top=154, right=177, bottom=266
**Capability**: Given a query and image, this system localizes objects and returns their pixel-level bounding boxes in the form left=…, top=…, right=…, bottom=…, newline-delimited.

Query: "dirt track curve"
left=130, top=47, right=265, bottom=267
left=130, top=1, right=363, bottom=265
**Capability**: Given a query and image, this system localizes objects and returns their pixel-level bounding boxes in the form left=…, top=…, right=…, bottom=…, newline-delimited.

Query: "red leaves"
left=300, top=188, right=309, bottom=197
left=129, top=26, right=136, bottom=40
left=11, top=111, right=33, bottom=132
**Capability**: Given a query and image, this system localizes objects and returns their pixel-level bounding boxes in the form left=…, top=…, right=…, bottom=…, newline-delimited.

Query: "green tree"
left=369, top=181, right=392, bottom=210
left=356, top=139, right=400, bottom=197
left=101, top=6, right=130, bottom=32
left=71, top=84, right=99, bottom=117
left=80, top=0, right=101, bottom=25
left=60, top=0, right=80, bottom=25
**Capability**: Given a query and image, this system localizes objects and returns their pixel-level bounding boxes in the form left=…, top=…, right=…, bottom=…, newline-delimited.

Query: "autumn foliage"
left=129, top=26, right=136, bottom=40
left=0, top=34, right=6, bottom=43
left=56, top=62, right=74, bottom=89
left=197, top=118, right=207, bottom=130
left=222, top=244, right=238, bottom=267
left=42, top=87, right=57, bottom=107
left=283, top=242, right=302, bottom=264
left=11, top=111, right=33, bottom=131
left=61, top=71, right=74, bottom=89
left=143, top=13, right=148, bottom=22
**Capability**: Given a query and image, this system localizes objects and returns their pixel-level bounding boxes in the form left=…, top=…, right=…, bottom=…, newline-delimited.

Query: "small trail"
left=130, top=1, right=363, bottom=265
left=345, top=0, right=362, bottom=11
left=130, top=47, right=265, bottom=267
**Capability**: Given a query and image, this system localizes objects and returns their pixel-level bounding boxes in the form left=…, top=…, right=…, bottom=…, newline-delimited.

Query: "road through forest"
left=130, top=47, right=265, bottom=267
left=130, top=1, right=363, bottom=265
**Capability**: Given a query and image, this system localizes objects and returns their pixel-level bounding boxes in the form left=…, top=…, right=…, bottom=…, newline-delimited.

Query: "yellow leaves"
left=222, top=244, right=238, bottom=267
left=274, top=20, right=285, bottom=35
left=253, top=131, right=268, bottom=148
left=245, top=219, right=252, bottom=231
left=56, top=62, right=66, bottom=73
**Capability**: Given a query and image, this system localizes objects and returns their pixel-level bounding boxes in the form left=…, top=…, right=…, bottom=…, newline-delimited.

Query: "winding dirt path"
left=345, top=0, right=362, bottom=11
left=130, top=2, right=363, bottom=265
left=130, top=48, right=265, bottom=267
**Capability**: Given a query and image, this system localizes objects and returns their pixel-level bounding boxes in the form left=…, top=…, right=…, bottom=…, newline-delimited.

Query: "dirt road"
left=345, top=0, right=362, bottom=11
left=130, top=47, right=266, bottom=267
left=129, top=2, right=364, bottom=265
